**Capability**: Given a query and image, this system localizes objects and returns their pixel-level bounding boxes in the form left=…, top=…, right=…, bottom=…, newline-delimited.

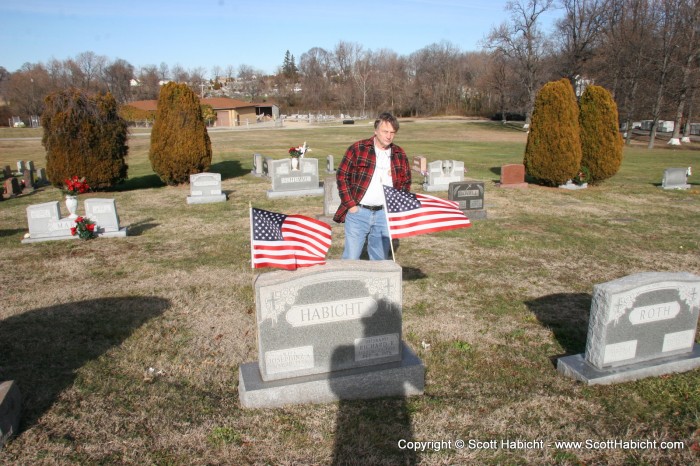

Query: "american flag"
left=383, top=185, right=471, bottom=239
left=250, top=207, right=332, bottom=270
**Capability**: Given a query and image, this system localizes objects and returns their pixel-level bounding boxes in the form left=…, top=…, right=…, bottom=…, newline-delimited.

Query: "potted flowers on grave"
left=71, top=216, right=97, bottom=240
left=288, top=142, right=310, bottom=170
left=62, top=176, right=91, bottom=219
left=572, top=166, right=590, bottom=187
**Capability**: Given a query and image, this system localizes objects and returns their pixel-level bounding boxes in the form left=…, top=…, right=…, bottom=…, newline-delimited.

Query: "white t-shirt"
left=360, top=147, right=393, bottom=206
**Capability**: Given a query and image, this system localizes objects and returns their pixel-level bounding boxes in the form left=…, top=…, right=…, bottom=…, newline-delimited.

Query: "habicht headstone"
left=0, top=381, right=21, bottom=450
left=267, top=158, right=323, bottom=199
left=661, top=167, right=691, bottom=190
left=186, top=172, right=227, bottom=204
left=557, top=272, right=700, bottom=385
left=22, top=201, right=74, bottom=242
left=251, top=153, right=264, bottom=176
left=239, top=260, right=424, bottom=408
left=84, top=198, right=127, bottom=237
left=412, top=156, right=427, bottom=174
left=497, top=163, right=528, bottom=188
left=422, top=160, right=465, bottom=192
left=326, top=155, right=335, bottom=174
left=448, top=180, right=487, bottom=220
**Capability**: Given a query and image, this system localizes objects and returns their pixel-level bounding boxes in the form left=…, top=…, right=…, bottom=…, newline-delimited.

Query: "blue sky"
left=0, top=0, right=561, bottom=76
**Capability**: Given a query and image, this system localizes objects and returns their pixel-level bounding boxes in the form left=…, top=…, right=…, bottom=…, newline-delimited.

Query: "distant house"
left=126, top=97, right=278, bottom=127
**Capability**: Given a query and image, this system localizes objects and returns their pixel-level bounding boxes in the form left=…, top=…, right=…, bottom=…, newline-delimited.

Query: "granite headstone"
left=84, top=198, right=127, bottom=236
left=239, top=260, right=424, bottom=408
left=423, top=160, right=465, bottom=192
left=267, top=158, right=323, bottom=199
left=186, top=172, right=227, bottom=204
left=662, top=168, right=691, bottom=190
left=448, top=180, right=487, bottom=220
left=558, top=272, right=700, bottom=385
left=498, top=164, right=528, bottom=188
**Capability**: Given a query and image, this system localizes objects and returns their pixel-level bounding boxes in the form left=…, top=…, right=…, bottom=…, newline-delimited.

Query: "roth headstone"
left=448, top=180, right=487, bottom=220
left=412, top=156, right=427, bottom=174
left=0, top=381, right=21, bottom=450
left=267, top=158, right=323, bottom=199
left=558, top=272, right=700, bottom=385
left=497, top=163, right=528, bottom=188
left=238, top=260, right=424, bottom=408
left=84, top=198, right=127, bottom=237
left=661, top=167, right=691, bottom=190
left=186, top=172, right=227, bottom=204
left=422, top=160, right=465, bottom=192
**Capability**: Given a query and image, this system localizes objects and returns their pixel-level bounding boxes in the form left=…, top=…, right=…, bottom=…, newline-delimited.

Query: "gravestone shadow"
left=126, top=218, right=159, bottom=236
left=0, top=229, right=26, bottom=239
left=525, top=293, right=591, bottom=363
left=210, top=160, right=246, bottom=181
left=0, top=296, right=170, bottom=432
left=330, top=299, right=418, bottom=465
left=108, top=174, right=165, bottom=192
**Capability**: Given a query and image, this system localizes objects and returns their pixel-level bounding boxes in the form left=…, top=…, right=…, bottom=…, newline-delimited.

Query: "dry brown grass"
left=0, top=121, right=699, bottom=464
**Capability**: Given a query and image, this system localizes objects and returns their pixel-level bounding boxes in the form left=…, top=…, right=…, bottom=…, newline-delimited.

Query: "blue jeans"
left=342, top=207, right=391, bottom=260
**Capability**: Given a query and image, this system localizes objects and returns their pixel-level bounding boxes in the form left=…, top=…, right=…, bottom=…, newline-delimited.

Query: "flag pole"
left=249, top=202, right=254, bottom=269
left=382, top=186, right=396, bottom=262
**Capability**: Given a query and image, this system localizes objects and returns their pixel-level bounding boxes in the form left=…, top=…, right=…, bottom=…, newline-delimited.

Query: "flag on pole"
left=250, top=207, right=332, bottom=270
left=383, top=185, right=471, bottom=239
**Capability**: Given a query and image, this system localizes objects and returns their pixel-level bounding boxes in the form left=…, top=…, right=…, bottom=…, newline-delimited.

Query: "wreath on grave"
left=71, top=216, right=97, bottom=240
left=288, top=142, right=310, bottom=158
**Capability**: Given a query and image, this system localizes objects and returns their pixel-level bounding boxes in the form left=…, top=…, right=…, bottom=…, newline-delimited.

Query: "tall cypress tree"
left=149, top=82, right=212, bottom=185
left=523, top=78, right=582, bottom=186
left=579, top=85, right=624, bottom=184
left=43, top=88, right=128, bottom=190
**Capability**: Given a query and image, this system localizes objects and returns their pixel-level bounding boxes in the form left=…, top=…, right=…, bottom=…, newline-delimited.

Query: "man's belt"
left=359, top=204, right=383, bottom=211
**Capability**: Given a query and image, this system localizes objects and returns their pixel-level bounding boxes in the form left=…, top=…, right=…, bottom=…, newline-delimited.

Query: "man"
left=334, top=112, right=412, bottom=260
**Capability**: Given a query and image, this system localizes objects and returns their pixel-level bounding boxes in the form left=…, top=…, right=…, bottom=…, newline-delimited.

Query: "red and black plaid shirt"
left=333, top=136, right=412, bottom=223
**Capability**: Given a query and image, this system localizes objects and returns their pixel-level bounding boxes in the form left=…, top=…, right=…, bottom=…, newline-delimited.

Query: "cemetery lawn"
left=1, top=120, right=699, bottom=465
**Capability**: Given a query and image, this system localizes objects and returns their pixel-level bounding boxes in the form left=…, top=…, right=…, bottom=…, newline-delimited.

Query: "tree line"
left=1, top=0, right=698, bottom=146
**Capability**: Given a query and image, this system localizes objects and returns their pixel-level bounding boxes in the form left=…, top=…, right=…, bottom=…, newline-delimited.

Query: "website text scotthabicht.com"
left=397, top=438, right=686, bottom=452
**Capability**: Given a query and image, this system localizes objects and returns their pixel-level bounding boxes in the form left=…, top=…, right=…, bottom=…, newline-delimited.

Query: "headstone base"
left=0, top=381, right=21, bottom=450
left=266, top=187, right=324, bottom=199
left=662, top=184, right=690, bottom=190
left=422, top=183, right=450, bottom=192
left=21, top=227, right=128, bottom=244
left=495, top=182, right=528, bottom=189
left=186, top=194, right=227, bottom=204
left=463, top=210, right=487, bottom=220
left=557, top=344, right=700, bottom=385
left=239, top=342, right=424, bottom=409
left=559, top=181, right=588, bottom=190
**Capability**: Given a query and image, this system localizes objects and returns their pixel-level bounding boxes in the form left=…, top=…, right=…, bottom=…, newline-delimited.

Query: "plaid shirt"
left=333, top=136, right=412, bottom=223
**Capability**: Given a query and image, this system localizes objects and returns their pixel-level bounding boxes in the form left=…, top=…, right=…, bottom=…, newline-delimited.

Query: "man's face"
left=374, top=121, right=396, bottom=150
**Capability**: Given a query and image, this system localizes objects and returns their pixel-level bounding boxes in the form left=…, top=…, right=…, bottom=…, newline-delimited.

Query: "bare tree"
left=237, top=64, right=264, bottom=101
left=485, top=0, right=555, bottom=125
left=75, top=51, right=107, bottom=92
left=103, top=58, right=134, bottom=104
left=554, top=0, right=608, bottom=80
left=299, top=47, right=332, bottom=111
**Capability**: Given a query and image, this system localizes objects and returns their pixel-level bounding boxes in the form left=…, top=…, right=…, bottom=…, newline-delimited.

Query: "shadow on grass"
left=0, top=228, right=25, bottom=238
left=211, top=160, right=247, bottom=180
left=525, top=293, right=591, bottom=359
left=108, top=174, right=165, bottom=192
left=402, top=267, right=427, bottom=281
left=127, top=218, right=159, bottom=236
left=0, top=296, right=170, bottom=432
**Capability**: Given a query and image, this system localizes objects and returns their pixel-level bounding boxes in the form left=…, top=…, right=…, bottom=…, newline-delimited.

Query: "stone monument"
left=266, top=157, right=323, bottom=199
left=0, top=381, right=21, bottom=450
left=422, top=160, right=465, bottom=192
left=318, top=176, right=341, bottom=223
left=557, top=272, right=700, bottom=385
left=448, top=180, right=487, bottom=220
left=186, top=172, right=227, bottom=204
left=84, top=198, right=128, bottom=236
left=497, top=163, right=528, bottom=188
left=662, top=167, right=691, bottom=190
left=239, top=260, right=424, bottom=408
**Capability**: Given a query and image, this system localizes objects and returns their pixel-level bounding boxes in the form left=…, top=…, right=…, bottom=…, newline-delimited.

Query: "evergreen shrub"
left=43, top=88, right=129, bottom=190
left=579, top=85, right=624, bottom=184
left=523, top=78, right=582, bottom=186
left=149, top=83, right=212, bottom=185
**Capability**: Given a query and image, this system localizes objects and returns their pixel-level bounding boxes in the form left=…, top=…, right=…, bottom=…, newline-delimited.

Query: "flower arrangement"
left=63, top=176, right=90, bottom=195
left=289, top=142, right=310, bottom=158
left=71, top=216, right=97, bottom=240
left=572, top=166, right=590, bottom=186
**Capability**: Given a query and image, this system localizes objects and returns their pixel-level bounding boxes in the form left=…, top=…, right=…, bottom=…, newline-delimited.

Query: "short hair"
left=374, top=112, right=399, bottom=132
